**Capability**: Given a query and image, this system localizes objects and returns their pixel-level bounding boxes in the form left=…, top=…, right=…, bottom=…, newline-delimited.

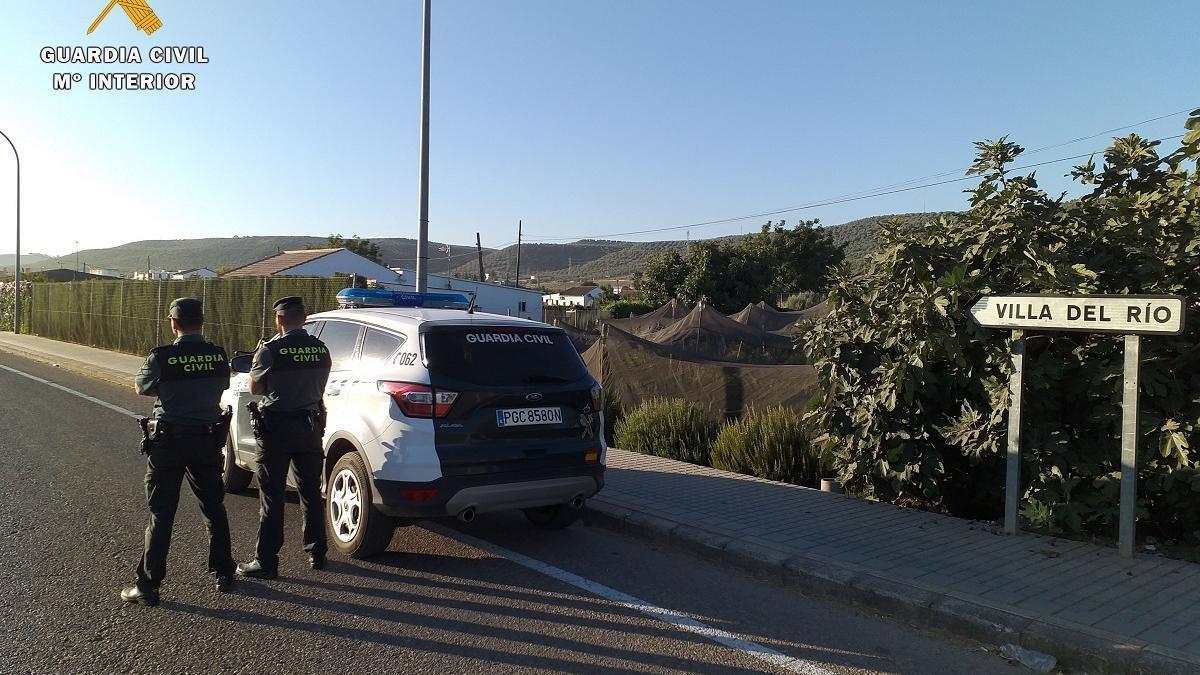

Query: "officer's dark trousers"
left=254, top=418, right=326, bottom=571
left=137, top=434, right=235, bottom=590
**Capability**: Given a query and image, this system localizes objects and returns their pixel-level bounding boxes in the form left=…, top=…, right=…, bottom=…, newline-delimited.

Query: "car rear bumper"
left=372, top=466, right=604, bottom=518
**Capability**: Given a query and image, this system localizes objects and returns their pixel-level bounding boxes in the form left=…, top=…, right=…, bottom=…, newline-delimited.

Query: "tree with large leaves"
left=805, top=112, right=1200, bottom=538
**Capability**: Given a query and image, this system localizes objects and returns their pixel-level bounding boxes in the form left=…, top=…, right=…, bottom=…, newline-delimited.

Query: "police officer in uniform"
left=122, top=298, right=235, bottom=606
left=237, top=297, right=332, bottom=578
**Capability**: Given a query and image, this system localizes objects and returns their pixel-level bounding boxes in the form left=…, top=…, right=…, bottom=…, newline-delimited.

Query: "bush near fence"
left=0, top=281, right=32, bottom=332
left=27, top=277, right=352, bottom=356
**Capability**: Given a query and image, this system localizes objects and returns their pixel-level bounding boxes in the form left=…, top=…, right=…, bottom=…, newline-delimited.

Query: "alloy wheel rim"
left=329, top=468, right=362, bottom=543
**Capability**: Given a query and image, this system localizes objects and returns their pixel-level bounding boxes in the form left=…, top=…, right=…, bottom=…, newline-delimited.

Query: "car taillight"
left=378, top=381, right=458, bottom=418
left=590, top=383, right=603, bottom=411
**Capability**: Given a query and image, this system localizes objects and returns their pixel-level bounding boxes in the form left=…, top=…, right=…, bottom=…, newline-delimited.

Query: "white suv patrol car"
left=220, top=290, right=606, bottom=558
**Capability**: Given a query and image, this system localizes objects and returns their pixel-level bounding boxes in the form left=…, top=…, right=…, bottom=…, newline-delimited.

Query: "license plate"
left=496, top=407, right=563, bottom=428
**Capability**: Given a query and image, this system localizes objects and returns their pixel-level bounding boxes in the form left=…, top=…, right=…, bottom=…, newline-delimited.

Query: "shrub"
left=711, top=407, right=827, bottom=487
left=781, top=291, right=821, bottom=311
left=614, top=398, right=719, bottom=466
left=602, top=388, right=624, bottom=444
left=603, top=299, right=654, bottom=319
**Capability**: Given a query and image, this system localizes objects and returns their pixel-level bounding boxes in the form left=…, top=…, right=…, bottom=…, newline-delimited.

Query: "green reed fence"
left=28, top=276, right=352, bottom=356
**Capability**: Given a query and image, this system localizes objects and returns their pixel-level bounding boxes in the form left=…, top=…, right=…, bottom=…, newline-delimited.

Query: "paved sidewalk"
left=2, top=331, right=1197, bottom=672
left=594, top=451, right=1200, bottom=673
left=0, top=332, right=143, bottom=387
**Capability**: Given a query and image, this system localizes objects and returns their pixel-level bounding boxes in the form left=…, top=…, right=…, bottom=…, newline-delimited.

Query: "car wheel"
left=222, top=433, right=253, bottom=493
left=326, top=452, right=396, bottom=558
left=523, top=503, right=581, bottom=530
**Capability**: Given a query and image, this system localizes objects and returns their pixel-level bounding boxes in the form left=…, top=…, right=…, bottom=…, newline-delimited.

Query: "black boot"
left=236, top=560, right=277, bottom=579
left=308, top=553, right=325, bottom=570
left=120, top=585, right=159, bottom=606
left=214, top=573, right=235, bottom=592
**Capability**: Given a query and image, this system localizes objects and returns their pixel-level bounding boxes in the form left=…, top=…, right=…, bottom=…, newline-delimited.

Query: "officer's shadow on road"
left=166, top=583, right=767, bottom=675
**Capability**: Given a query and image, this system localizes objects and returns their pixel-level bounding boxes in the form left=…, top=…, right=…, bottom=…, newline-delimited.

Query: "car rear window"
left=423, top=327, right=591, bottom=386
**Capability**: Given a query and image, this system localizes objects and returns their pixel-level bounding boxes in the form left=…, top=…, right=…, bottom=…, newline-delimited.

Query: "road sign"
left=969, top=294, right=1185, bottom=335
left=973, top=293, right=1192, bottom=557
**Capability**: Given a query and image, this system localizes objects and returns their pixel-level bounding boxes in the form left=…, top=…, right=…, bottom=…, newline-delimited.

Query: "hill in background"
left=0, top=253, right=49, bottom=270
left=20, top=237, right=489, bottom=275
left=455, top=212, right=952, bottom=284
left=6, top=211, right=953, bottom=281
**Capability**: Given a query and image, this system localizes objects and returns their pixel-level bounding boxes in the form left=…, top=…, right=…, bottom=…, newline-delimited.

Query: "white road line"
left=428, top=524, right=836, bottom=675
left=3, top=360, right=830, bottom=673
left=0, top=364, right=141, bottom=419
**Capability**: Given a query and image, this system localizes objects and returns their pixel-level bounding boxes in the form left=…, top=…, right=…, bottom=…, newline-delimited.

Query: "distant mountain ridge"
left=454, top=212, right=951, bottom=282
left=7, top=212, right=951, bottom=281
left=17, top=237, right=486, bottom=275
left=0, top=253, right=50, bottom=269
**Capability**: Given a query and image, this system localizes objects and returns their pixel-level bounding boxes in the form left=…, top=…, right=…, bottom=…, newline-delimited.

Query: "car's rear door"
left=422, top=324, right=601, bottom=480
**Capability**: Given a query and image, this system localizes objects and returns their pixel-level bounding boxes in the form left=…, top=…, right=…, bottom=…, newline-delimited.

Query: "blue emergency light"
left=336, top=288, right=472, bottom=309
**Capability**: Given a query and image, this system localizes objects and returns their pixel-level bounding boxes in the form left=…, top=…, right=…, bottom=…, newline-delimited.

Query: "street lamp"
left=0, top=130, right=19, bottom=334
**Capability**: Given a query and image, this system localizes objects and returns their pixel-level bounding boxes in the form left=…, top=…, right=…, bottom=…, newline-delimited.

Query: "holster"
left=246, top=401, right=265, bottom=440
left=316, top=401, right=328, bottom=436
left=137, top=417, right=156, bottom=455
left=214, top=406, right=233, bottom=449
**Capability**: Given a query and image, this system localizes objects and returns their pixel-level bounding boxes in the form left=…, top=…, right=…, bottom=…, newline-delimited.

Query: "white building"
left=87, top=268, right=124, bottom=279
left=223, top=248, right=401, bottom=283
left=543, top=286, right=606, bottom=308
left=133, top=270, right=172, bottom=281
left=390, top=268, right=543, bottom=321
left=171, top=267, right=218, bottom=280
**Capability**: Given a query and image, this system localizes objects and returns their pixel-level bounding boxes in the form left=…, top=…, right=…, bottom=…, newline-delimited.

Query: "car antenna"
left=466, top=291, right=478, bottom=314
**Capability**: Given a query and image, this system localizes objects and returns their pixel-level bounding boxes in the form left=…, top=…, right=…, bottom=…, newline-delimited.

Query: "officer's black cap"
left=273, top=296, right=305, bottom=314
left=167, top=297, right=203, bottom=320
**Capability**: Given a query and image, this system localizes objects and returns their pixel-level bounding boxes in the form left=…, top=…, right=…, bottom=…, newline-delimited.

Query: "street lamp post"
left=0, top=130, right=19, bottom=334
left=414, top=0, right=431, bottom=293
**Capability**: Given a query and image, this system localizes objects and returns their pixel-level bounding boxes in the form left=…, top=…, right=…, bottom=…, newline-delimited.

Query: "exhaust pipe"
left=457, top=506, right=476, bottom=523
left=568, top=495, right=585, bottom=510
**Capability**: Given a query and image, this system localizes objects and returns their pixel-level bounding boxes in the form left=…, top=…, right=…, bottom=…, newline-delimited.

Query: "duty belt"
left=157, top=421, right=220, bottom=436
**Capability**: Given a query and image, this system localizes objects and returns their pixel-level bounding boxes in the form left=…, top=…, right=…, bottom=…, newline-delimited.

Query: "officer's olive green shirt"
left=250, top=328, right=332, bottom=413
left=135, top=334, right=230, bottom=425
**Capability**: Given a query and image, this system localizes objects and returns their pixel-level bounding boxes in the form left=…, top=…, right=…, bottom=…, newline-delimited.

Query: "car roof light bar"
left=336, top=288, right=471, bottom=310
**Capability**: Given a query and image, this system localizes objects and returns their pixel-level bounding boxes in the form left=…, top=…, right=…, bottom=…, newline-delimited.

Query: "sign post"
left=969, top=294, right=1185, bottom=557
left=1004, top=330, right=1024, bottom=535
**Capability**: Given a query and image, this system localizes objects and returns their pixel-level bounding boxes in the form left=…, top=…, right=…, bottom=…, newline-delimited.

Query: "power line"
left=826, top=106, right=1197, bottom=200
left=526, top=130, right=1187, bottom=243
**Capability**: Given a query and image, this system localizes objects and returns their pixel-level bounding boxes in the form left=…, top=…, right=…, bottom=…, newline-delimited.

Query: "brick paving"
left=596, top=449, right=1200, bottom=661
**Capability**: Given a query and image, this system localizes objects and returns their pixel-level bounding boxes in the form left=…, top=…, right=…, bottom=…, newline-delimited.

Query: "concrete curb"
left=0, top=341, right=132, bottom=388
left=586, top=497, right=1200, bottom=675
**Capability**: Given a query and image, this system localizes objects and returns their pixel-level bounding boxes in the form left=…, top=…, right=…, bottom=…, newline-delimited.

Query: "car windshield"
left=423, top=326, right=591, bottom=387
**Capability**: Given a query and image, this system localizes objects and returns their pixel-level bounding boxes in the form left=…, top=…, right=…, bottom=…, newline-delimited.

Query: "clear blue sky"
left=0, top=0, right=1196, bottom=258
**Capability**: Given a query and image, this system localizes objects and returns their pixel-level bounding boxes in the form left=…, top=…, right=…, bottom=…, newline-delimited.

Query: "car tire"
left=326, top=452, right=396, bottom=559
left=523, top=503, right=581, bottom=530
left=222, top=433, right=253, bottom=493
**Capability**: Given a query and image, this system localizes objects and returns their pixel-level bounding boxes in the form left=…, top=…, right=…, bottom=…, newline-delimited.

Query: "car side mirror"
left=230, top=353, right=254, bottom=374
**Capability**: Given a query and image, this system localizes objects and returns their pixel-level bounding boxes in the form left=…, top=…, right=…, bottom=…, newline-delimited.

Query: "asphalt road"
left=0, top=350, right=1016, bottom=674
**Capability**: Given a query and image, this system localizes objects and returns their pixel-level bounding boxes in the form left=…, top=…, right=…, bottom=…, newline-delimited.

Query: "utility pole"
left=514, top=219, right=522, bottom=287
left=414, top=0, right=432, bottom=293
left=0, top=130, right=19, bottom=333
left=75, top=241, right=80, bottom=273
left=475, top=232, right=485, bottom=282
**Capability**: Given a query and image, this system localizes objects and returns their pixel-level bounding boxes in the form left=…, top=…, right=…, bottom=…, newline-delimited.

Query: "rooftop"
left=221, top=248, right=343, bottom=277
left=557, top=285, right=604, bottom=296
